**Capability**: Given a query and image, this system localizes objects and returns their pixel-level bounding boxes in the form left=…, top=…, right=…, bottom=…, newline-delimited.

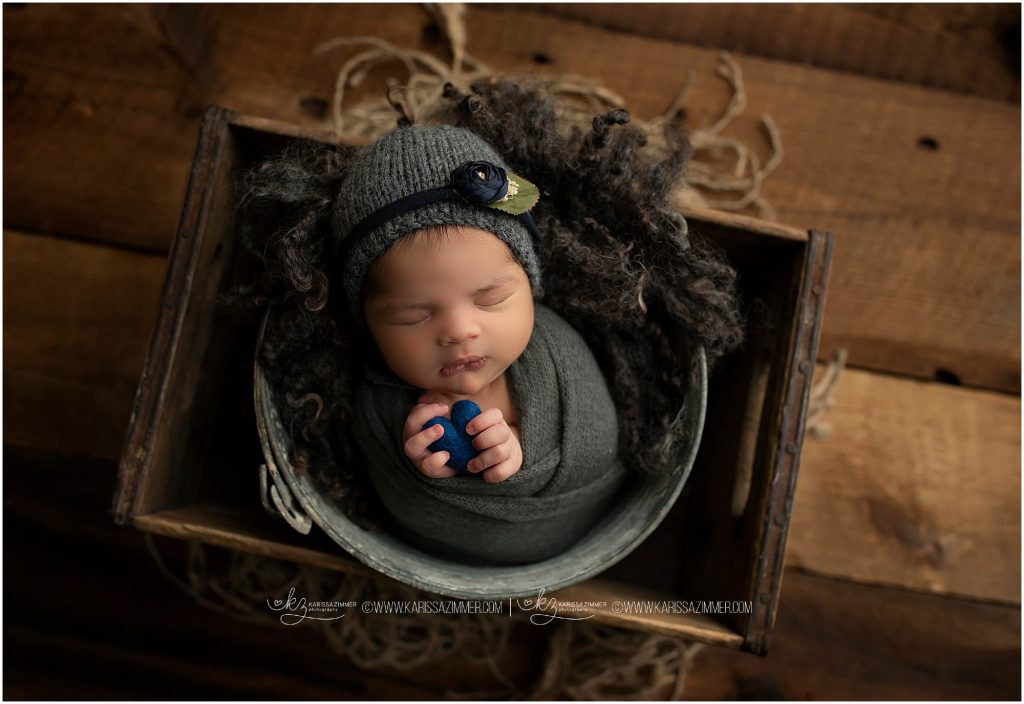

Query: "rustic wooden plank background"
left=527, top=3, right=1022, bottom=101
left=3, top=2, right=1020, bottom=699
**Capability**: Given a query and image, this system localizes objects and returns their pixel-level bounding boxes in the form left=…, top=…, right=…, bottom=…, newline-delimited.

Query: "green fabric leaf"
left=489, top=173, right=540, bottom=215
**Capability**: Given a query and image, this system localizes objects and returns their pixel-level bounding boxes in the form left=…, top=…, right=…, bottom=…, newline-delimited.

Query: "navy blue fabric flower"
left=451, top=161, right=509, bottom=204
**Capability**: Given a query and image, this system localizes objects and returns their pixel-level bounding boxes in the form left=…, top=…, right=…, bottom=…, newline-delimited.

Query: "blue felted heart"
left=422, top=399, right=482, bottom=475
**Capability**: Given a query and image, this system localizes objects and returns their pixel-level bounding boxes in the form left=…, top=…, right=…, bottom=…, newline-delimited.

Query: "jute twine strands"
left=144, top=536, right=525, bottom=695
left=806, top=348, right=849, bottom=440
left=145, top=531, right=703, bottom=699
left=314, top=4, right=783, bottom=220
left=530, top=623, right=705, bottom=701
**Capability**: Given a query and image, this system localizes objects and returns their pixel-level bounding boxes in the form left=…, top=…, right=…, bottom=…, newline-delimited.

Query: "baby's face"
left=363, top=225, right=535, bottom=397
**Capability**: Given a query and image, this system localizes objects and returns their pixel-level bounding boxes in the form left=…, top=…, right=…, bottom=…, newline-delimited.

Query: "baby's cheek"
left=378, top=330, right=433, bottom=383
left=507, top=301, right=535, bottom=358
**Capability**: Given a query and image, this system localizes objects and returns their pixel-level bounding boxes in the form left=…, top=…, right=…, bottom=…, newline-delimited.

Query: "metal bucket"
left=254, top=313, right=708, bottom=600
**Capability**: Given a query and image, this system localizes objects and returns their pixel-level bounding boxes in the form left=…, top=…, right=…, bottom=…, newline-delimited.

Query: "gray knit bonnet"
left=334, top=125, right=543, bottom=319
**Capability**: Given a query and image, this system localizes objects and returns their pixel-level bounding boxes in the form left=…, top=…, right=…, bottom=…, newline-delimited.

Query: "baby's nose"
left=438, top=311, right=480, bottom=345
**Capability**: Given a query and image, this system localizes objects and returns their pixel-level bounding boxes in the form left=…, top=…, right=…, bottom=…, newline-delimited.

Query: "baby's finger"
left=404, top=403, right=449, bottom=438
left=467, top=441, right=512, bottom=473
left=404, top=424, right=445, bottom=460
left=482, top=458, right=520, bottom=484
left=471, top=422, right=512, bottom=451
left=465, top=407, right=504, bottom=436
left=420, top=451, right=458, bottom=479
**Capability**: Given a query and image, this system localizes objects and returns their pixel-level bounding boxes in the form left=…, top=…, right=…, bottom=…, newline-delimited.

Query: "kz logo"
left=267, top=587, right=346, bottom=626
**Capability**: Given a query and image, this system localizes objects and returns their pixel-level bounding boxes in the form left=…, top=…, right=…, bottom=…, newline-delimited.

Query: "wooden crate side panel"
left=134, top=503, right=746, bottom=648
left=113, top=106, right=236, bottom=523
left=744, top=230, right=834, bottom=654
left=672, top=220, right=808, bottom=642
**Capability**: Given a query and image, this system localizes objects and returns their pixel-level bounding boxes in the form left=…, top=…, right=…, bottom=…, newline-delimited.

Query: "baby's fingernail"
left=466, top=424, right=475, bottom=433
left=433, top=426, right=443, bottom=436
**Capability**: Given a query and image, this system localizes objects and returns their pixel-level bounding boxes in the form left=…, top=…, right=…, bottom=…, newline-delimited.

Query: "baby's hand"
left=464, top=408, right=523, bottom=484
left=402, top=402, right=458, bottom=479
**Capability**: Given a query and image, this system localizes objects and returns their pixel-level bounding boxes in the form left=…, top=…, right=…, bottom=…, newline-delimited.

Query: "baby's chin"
left=438, top=378, right=487, bottom=397
left=425, top=370, right=497, bottom=398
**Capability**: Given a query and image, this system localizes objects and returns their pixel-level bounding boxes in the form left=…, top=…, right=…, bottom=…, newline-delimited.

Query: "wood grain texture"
left=4, top=3, right=1019, bottom=391
left=1, top=3, right=427, bottom=248
left=523, top=3, right=1021, bottom=101
left=4, top=445, right=1020, bottom=700
left=2, top=4, right=206, bottom=251
left=787, top=364, right=1022, bottom=604
left=2, top=229, right=165, bottom=460
left=683, top=570, right=1021, bottom=700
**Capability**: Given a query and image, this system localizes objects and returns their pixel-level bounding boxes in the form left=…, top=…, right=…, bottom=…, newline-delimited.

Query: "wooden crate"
left=111, top=106, right=833, bottom=656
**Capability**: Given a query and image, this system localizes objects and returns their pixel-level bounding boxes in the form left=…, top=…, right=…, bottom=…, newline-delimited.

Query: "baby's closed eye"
left=476, top=292, right=513, bottom=308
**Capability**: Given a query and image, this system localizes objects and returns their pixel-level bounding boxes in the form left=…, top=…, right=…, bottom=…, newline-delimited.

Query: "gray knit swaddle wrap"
left=352, top=303, right=630, bottom=565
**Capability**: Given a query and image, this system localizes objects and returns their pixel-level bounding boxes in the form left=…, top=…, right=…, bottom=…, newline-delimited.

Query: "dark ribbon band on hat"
left=344, top=185, right=543, bottom=263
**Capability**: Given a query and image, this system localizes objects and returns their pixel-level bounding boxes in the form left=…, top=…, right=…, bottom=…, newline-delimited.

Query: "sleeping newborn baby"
left=337, top=125, right=629, bottom=565
left=365, top=223, right=532, bottom=483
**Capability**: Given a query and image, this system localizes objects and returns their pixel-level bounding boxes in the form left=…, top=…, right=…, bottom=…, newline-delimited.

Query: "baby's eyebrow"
left=472, top=273, right=520, bottom=294
left=383, top=274, right=519, bottom=311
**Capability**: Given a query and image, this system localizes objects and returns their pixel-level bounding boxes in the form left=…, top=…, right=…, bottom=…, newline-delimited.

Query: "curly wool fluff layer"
left=232, top=138, right=377, bottom=526
left=231, top=77, right=745, bottom=528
